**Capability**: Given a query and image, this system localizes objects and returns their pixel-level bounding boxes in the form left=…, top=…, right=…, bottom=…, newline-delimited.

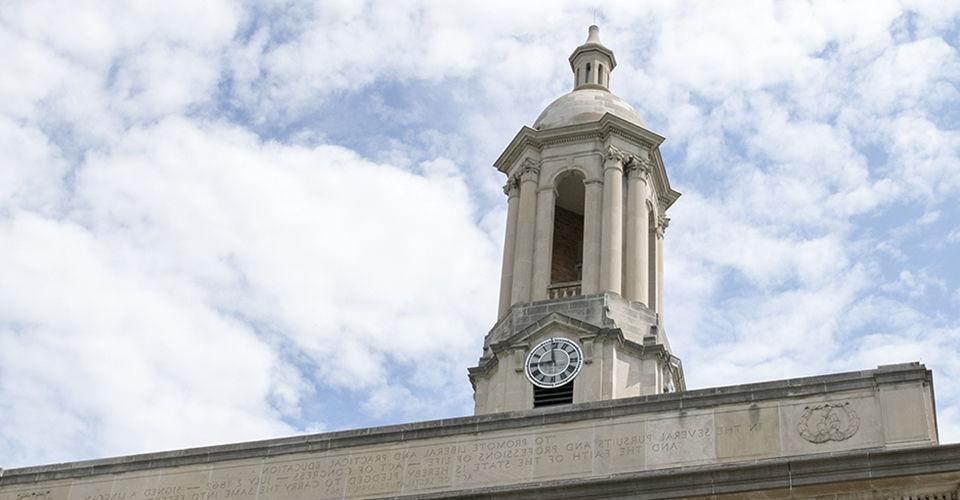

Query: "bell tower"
left=469, top=26, right=685, bottom=414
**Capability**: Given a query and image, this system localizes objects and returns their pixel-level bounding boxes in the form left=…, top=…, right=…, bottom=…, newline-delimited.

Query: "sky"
left=1, top=0, right=959, bottom=468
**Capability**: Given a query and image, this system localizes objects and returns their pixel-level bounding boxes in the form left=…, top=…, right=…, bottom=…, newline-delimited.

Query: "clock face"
left=524, top=337, right=583, bottom=388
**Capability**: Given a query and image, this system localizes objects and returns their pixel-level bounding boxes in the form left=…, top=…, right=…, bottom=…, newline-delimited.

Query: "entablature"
left=494, top=114, right=680, bottom=210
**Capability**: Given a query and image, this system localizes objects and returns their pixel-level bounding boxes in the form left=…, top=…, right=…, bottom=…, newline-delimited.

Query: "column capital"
left=518, top=158, right=541, bottom=183
left=502, top=177, right=520, bottom=197
left=583, top=178, right=603, bottom=186
left=656, top=215, right=671, bottom=236
left=624, top=156, right=653, bottom=181
left=603, top=146, right=625, bottom=172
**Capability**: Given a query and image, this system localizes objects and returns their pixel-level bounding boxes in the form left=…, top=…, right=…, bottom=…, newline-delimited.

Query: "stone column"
left=599, top=146, right=624, bottom=295
left=510, top=159, right=540, bottom=305
left=655, top=215, right=669, bottom=315
left=531, top=185, right=556, bottom=301
left=581, top=178, right=603, bottom=294
left=624, top=158, right=651, bottom=305
left=497, top=179, right=520, bottom=318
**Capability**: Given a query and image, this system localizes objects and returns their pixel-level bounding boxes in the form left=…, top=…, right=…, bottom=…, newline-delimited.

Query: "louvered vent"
left=534, top=381, right=573, bottom=408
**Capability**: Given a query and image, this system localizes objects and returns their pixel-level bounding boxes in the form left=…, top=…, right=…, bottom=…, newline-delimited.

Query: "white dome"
left=533, top=89, right=645, bottom=130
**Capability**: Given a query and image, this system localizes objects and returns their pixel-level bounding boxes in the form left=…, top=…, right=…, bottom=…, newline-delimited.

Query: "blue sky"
left=1, top=0, right=959, bottom=467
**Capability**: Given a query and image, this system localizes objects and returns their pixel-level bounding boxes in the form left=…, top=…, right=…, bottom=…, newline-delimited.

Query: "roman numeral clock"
left=525, top=338, right=583, bottom=388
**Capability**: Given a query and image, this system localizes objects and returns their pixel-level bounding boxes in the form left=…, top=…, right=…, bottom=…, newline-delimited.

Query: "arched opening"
left=598, top=64, right=604, bottom=86
left=648, top=206, right=657, bottom=309
left=549, top=172, right=585, bottom=298
left=585, top=63, right=592, bottom=86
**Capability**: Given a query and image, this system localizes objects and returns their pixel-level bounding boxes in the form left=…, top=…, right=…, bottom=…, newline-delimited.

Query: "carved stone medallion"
left=796, top=401, right=860, bottom=443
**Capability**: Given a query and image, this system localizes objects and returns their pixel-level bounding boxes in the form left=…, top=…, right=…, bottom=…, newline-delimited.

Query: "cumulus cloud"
left=1, top=0, right=959, bottom=468
left=0, top=115, right=499, bottom=465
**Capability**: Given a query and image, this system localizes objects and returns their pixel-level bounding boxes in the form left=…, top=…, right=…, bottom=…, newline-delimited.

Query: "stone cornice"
left=493, top=115, right=665, bottom=174
left=649, top=146, right=681, bottom=210
left=0, top=364, right=933, bottom=486
left=493, top=114, right=680, bottom=210
left=412, top=443, right=960, bottom=499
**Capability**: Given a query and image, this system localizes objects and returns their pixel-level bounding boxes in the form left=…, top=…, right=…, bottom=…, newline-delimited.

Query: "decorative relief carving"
left=502, top=177, right=520, bottom=197
left=519, top=158, right=541, bottom=182
left=605, top=145, right=625, bottom=163
left=624, top=156, right=652, bottom=180
left=797, top=402, right=860, bottom=443
left=655, top=215, right=670, bottom=236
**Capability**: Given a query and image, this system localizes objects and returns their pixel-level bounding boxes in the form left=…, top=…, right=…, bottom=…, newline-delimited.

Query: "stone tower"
left=470, top=26, right=685, bottom=414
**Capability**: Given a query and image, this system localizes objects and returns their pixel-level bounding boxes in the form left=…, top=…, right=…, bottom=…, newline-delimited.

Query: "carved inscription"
left=0, top=409, right=815, bottom=500
left=16, top=491, right=50, bottom=500
left=797, top=402, right=860, bottom=443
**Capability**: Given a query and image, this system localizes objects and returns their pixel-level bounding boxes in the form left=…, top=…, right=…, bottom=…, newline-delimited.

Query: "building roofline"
left=0, top=363, right=932, bottom=485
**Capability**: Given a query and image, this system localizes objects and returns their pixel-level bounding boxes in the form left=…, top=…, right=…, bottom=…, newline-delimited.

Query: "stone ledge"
left=0, top=363, right=932, bottom=485
left=402, top=443, right=960, bottom=499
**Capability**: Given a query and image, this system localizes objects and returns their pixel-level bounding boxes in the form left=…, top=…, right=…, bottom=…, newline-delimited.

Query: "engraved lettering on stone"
left=797, top=402, right=860, bottom=443
left=16, top=491, right=50, bottom=500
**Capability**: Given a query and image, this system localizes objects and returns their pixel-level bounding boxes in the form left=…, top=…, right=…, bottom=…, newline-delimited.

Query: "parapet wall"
left=0, top=363, right=939, bottom=499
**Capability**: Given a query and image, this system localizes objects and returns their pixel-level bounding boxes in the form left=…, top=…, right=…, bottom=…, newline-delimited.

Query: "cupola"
left=569, top=25, right=617, bottom=90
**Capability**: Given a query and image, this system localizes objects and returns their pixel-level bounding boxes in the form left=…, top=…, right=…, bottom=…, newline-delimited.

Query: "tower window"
left=551, top=173, right=585, bottom=286
left=585, top=63, right=591, bottom=85
left=534, top=381, right=574, bottom=407
left=599, top=64, right=604, bottom=85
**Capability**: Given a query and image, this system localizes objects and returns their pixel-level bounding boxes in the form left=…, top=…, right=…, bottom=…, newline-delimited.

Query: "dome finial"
left=586, top=25, right=601, bottom=44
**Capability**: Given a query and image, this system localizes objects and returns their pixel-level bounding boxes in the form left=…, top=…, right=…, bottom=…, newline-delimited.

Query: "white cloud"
left=0, top=115, right=500, bottom=465
left=2, top=0, right=960, bottom=467
left=0, top=212, right=298, bottom=464
left=881, top=269, right=947, bottom=297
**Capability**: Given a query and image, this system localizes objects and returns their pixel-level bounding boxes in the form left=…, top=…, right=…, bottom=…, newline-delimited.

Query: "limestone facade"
left=476, top=26, right=681, bottom=414
left=0, top=364, right=948, bottom=500
left=470, top=293, right=684, bottom=414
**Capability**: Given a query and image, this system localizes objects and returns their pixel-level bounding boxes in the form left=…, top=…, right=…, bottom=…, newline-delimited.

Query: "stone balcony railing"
left=548, top=281, right=582, bottom=299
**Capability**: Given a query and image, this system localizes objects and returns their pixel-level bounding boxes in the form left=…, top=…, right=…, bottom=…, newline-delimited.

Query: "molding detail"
left=605, top=145, right=625, bottom=163
left=797, top=401, right=860, bottom=443
left=655, top=215, right=670, bottom=236
left=502, top=177, right=520, bottom=197
left=519, top=158, right=541, bottom=182
left=625, top=156, right=652, bottom=180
